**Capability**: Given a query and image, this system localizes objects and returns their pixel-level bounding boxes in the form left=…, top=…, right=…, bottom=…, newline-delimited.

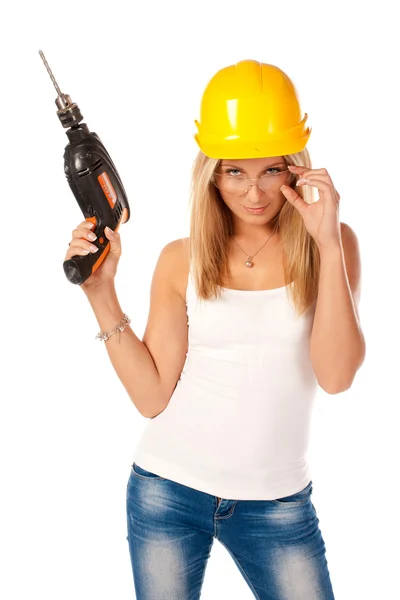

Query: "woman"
left=65, top=60, right=365, bottom=599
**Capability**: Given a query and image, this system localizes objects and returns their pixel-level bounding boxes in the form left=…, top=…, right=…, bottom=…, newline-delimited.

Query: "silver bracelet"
left=95, top=313, right=131, bottom=342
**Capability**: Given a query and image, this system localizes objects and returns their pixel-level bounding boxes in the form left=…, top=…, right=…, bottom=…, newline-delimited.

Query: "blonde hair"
left=187, top=147, right=320, bottom=317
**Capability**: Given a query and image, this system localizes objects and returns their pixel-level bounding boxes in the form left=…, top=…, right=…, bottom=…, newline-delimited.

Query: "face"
left=214, top=156, right=294, bottom=236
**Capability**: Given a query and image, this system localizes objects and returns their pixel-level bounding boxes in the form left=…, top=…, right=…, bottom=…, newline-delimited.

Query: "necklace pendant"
left=245, top=258, right=253, bottom=268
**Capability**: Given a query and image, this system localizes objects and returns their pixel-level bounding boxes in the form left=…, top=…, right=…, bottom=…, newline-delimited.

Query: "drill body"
left=63, top=123, right=130, bottom=284
left=39, top=49, right=130, bottom=285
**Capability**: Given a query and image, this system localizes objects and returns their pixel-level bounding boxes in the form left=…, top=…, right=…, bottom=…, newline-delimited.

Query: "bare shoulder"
left=142, top=238, right=190, bottom=416
left=159, top=237, right=190, bottom=301
left=162, top=236, right=189, bottom=258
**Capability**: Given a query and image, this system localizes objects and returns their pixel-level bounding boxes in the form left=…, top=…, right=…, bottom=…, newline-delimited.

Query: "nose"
left=245, top=182, right=265, bottom=202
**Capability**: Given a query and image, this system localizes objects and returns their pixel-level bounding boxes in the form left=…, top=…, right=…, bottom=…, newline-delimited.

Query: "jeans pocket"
left=271, top=480, right=313, bottom=506
left=131, top=462, right=166, bottom=481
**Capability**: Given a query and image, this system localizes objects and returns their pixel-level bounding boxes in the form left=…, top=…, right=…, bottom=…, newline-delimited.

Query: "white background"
left=1, top=1, right=399, bottom=598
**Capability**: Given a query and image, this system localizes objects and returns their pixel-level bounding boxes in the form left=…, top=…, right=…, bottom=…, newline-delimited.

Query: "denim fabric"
left=126, top=462, right=335, bottom=599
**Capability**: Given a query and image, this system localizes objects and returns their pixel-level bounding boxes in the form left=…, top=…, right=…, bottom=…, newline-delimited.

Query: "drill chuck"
left=56, top=97, right=84, bottom=129
left=39, top=50, right=83, bottom=129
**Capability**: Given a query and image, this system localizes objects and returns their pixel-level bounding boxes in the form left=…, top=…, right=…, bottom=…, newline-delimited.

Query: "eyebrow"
left=220, top=161, right=287, bottom=171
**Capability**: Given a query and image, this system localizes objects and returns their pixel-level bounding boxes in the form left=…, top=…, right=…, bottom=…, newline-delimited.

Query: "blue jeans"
left=126, top=462, right=335, bottom=599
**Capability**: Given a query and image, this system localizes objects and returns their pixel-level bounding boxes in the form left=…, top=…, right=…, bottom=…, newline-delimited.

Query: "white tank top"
left=132, top=263, right=318, bottom=500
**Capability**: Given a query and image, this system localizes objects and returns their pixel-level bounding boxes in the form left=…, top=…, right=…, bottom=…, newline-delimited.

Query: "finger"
left=81, top=220, right=95, bottom=229
left=288, top=165, right=328, bottom=173
left=70, top=221, right=96, bottom=245
left=67, top=239, right=99, bottom=256
left=296, top=177, right=340, bottom=204
left=296, top=176, right=334, bottom=190
left=71, top=225, right=98, bottom=242
left=66, top=246, right=91, bottom=259
left=280, top=184, right=309, bottom=211
left=121, top=208, right=129, bottom=224
left=104, top=226, right=121, bottom=248
left=289, top=166, right=330, bottom=178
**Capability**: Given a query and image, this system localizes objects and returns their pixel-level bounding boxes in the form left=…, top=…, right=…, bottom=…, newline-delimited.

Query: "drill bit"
left=38, top=50, right=63, bottom=97
left=39, top=49, right=72, bottom=110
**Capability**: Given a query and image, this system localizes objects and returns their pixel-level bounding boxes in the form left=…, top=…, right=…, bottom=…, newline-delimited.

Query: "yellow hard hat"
left=193, top=60, right=311, bottom=159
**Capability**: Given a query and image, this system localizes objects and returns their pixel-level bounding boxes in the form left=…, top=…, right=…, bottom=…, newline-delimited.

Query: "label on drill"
left=98, top=171, right=117, bottom=208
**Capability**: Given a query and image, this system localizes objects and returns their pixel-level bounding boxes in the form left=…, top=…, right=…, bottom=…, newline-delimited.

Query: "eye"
left=223, top=166, right=285, bottom=177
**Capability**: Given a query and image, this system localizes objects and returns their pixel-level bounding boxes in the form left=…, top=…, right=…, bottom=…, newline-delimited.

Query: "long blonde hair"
left=187, top=147, right=319, bottom=317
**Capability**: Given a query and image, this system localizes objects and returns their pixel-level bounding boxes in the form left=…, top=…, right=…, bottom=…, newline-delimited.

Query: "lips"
left=243, top=204, right=269, bottom=213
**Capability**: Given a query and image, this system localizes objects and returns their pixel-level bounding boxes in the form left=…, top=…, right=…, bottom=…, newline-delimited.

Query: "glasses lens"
left=212, top=168, right=295, bottom=193
left=257, top=168, right=295, bottom=191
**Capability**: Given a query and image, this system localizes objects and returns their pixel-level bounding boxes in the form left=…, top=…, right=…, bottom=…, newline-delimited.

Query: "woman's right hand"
left=64, top=208, right=128, bottom=294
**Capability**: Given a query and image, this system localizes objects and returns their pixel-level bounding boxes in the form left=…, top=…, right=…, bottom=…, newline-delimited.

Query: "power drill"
left=39, top=50, right=130, bottom=285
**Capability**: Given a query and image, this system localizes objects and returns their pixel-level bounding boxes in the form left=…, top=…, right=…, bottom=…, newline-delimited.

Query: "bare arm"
left=310, top=223, right=366, bottom=394
left=85, top=240, right=189, bottom=418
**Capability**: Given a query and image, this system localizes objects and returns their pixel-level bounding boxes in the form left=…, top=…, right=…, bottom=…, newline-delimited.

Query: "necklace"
left=232, top=231, right=275, bottom=268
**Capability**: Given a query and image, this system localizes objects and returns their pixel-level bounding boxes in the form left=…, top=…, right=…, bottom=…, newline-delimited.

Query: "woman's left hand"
left=280, top=165, right=341, bottom=249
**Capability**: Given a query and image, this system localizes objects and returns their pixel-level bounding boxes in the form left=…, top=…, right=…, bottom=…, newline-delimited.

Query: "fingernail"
left=296, top=178, right=309, bottom=186
left=86, top=222, right=95, bottom=229
left=280, top=185, right=287, bottom=191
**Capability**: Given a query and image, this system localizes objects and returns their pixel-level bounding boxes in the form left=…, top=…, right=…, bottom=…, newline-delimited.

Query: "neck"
left=230, top=217, right=278, bottom=239
left=230, top=229, right=277, bottom=245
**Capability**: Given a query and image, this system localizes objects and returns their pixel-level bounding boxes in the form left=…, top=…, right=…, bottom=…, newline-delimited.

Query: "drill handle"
left=63, top=240, right=112, bottom=285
